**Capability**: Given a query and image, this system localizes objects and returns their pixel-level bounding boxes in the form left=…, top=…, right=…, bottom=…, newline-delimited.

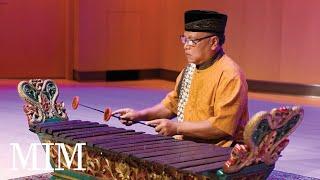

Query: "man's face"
left=182, top=31, right=215, bottom=64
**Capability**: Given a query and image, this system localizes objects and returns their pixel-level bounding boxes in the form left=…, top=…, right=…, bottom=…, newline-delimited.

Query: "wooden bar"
left=38, top=120, right=93, bottom=133
left=97, top=135, right=173, bottom=149
left=61, top=128, right=133, bottom=139
left=43, top=122, right=100, bottom=134
left=75, top=131, right=145, bottom=147
left=152, top=148, right=230, bottom=165
left=76, top=131, right=143, bottom=142
left=145, top=147, right=230, bottom=163
left=182, top=161, right=225, bottom=174
left=122, top=142, right=210, bottom=155
left=53, top=125, right=109, bottom=137
left=34, top=120, right=84, bottom=133
left=114, top=140, right=193, bottom=153
left=108, top=139, right=175, bottom=150
left=170, top=155, right=229, bottom=169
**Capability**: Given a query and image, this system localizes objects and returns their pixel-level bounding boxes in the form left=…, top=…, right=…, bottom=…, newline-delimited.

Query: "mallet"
left=71, top=96, right=155, bottom=127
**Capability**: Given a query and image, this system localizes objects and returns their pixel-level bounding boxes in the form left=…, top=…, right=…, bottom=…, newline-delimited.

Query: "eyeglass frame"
left=180, top=34, right=216, bottom=46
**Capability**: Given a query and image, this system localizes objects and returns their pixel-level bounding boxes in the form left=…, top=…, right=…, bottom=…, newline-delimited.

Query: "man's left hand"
left=146, top=119, right=178, bottom=136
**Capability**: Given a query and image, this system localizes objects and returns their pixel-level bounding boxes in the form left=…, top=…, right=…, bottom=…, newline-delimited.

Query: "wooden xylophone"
left=31, top=119, right=233, bottom=179
left=18, top=79, right=304, bottom=179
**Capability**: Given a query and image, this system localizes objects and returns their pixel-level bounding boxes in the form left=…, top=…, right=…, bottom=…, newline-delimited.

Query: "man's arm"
left=146, top=119, right=228, bottom=138
left=112, top=103, right=175, bottom=123
left=137, top=103, right=176, bottom=121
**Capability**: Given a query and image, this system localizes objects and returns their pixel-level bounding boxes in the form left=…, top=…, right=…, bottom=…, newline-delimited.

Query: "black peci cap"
left=185, top=10, right=228, bottom=34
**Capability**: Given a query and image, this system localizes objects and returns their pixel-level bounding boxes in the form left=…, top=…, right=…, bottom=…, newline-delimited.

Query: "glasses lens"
left=187, top=40, right=195, bottom=46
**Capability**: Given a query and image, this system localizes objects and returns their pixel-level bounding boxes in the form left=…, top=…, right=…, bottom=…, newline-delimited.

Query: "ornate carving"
left=83, top=150, right=173, bottom=179
left=17, top=79, right=68, bottom=125
left=223, top=106, right=303, bottom=173
left=42, top=138, right=182, bottom=180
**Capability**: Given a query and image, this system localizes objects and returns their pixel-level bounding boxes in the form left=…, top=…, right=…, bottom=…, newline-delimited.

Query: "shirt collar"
left=196, top=49, right=224, bottom=70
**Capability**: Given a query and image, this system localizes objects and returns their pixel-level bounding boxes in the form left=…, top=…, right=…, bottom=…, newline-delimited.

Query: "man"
left=113, top=10, right=248, bottom=147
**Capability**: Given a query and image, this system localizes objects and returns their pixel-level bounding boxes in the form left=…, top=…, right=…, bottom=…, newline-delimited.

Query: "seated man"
left=113, top=10, right=248, bottom=147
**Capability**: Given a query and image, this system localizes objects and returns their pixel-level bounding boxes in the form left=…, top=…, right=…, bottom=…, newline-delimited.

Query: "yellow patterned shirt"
left=161, top=54, right=249, bottom=147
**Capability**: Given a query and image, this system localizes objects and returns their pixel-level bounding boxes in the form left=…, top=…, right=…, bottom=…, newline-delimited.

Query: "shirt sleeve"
left=161, top=70, right=184, bottom=115
left=208, top=72, right=248, bottom=137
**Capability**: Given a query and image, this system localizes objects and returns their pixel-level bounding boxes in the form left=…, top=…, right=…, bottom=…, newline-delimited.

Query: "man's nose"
left=184, top=43, right=190, bottom=50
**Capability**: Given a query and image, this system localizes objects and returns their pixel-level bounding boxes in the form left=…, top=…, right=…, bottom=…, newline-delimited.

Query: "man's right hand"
left=112, top=108, right=141, bottom=126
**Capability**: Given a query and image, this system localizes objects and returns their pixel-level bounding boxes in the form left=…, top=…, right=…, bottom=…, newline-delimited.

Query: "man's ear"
left=210, top=36, right=219, bottom=50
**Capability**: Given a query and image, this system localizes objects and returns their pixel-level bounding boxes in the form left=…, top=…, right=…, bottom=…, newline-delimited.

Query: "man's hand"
left=112, top=108, right=141, bottom=126
left=146, top=119, right=178, bottom=136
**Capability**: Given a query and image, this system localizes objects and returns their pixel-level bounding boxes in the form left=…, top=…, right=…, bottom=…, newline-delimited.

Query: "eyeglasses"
left=180, top=35, right=215, bottom=46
